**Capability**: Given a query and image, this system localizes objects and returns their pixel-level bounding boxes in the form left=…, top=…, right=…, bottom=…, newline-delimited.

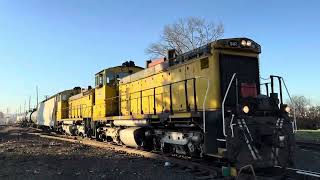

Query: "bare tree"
left=308, top=106, right=320, bottom=119
left=146, top=17, right=224, bottom=57
left=287, top=95, right=320, bottom=129
left=288, top=95, right=310, bottom=117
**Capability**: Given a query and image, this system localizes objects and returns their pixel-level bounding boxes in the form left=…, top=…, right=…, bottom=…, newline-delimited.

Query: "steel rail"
left=28, top=132, right=219, bottom=178
left=274, top=166, right=320, bottom=178
left=26, top=128, right=320, bottom=180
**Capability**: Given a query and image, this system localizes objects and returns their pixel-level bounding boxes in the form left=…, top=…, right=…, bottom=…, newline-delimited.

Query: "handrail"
left=230, top=114, right=235, bottom=137
left=222, top=73, right=237, bottom=137
left=281, top=77, right=297, bottom=133
left=194, top=76, right=210, bottom=133
left=119, top=77, right=197, bottom=97
left=119, top=77, right=201, bottom=115
left=203, top=78, right=210, bottom=133
left=60, top=76, right=207, bottom=120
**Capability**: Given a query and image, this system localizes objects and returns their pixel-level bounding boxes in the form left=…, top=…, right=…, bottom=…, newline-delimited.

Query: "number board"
left=228, top=41, right=239, bottom=47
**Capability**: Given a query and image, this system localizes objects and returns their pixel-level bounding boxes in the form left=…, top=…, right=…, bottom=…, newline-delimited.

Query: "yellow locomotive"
left=56, top=63, right=143, bottom=136
left=36, top=37, right=295, bottom=169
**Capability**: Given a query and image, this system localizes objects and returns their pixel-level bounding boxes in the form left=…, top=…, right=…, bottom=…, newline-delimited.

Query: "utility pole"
left=36, top=86, right=39, bottom=109
left=6, top=107, right=9, bottom=124
left=24, top=100, right=26, bottom=113
left=28, top=96, right=31, bottom=111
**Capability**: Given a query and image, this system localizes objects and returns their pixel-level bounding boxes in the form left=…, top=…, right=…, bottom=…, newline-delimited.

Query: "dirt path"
left=0, top=126, right=196, bottom=180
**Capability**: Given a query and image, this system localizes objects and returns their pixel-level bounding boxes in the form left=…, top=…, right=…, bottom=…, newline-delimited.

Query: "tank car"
left=24, top=109, right=37, bottom=125
left=30, top=110, right=38, bottom=124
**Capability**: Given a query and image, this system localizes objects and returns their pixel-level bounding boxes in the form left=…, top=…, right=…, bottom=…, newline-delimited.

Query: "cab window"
left=95, top=74, right=104, bottom=87
left=106, top=71, right=115, bottom=85
left=117, top=72, right=129, bottom=79
left=99, top=74, right=103, bottom=85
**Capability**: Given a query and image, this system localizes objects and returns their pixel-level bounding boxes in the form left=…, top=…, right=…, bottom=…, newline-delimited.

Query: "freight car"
left=33, top=38, right=296, bottom=170
left=35, top=88, right=81, bottom=129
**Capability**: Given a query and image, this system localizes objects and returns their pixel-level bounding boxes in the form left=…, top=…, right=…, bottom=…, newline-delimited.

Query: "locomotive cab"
left=93, top=62, right=144, bottom=120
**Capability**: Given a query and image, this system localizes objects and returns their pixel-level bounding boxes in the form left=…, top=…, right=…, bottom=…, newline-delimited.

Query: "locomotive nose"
left=225, top=116, right=295, bottom=168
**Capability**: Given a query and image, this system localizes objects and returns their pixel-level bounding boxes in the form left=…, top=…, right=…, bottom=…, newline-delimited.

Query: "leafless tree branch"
left=145, top=17, right=224, bottom=58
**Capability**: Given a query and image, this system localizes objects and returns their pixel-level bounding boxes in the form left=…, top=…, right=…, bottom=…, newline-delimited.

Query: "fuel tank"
left=119, top=127, right=145, bottom=148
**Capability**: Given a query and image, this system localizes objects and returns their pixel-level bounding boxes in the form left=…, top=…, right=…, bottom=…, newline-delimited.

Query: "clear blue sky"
left=0, top=0, right=319, bottom=113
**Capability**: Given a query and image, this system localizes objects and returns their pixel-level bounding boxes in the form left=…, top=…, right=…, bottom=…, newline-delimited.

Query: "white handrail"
left=203, top=78, right=210, bottom=133
left=281, top=78, right=297, bottom=133
left=230, top=114, right=235, bottom=137
left=194, top=76, right=210, bottom=134
left=222, top=73, right=237, bottom=137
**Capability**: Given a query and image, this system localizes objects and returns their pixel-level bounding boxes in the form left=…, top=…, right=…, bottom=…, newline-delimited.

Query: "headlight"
left=284, top=106, right=291, bottom=113
left=241, top=40, right=247, bottom=46
left=246, top=41, right=252, bottom=46
left=242, top=106, right=250, bottom=114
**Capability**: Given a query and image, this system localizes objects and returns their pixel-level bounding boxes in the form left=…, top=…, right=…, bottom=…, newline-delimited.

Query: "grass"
left=296, top=129, right=320, bottom=143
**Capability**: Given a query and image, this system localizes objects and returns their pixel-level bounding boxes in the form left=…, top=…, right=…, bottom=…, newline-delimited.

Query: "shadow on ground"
left=0, top=126, right=195, bottom=180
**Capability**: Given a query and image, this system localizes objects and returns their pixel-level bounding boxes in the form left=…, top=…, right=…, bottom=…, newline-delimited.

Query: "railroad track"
left=28, top=132, right=220, bottom=180
left=27, top=131, right=320, bottom=180
left=274, top=166, right=320, bottom=180
left=297, top=141, right=320, bottom=151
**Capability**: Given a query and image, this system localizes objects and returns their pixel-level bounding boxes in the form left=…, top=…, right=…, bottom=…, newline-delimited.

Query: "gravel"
left=0, top=126, right=196, bottom=180
left=0, top=125, right=319, bottom=180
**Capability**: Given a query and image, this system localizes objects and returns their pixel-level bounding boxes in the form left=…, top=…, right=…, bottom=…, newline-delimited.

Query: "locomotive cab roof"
left=95, top=65, right=144, bottom=76
left=95, top=61, right=144, bottom=87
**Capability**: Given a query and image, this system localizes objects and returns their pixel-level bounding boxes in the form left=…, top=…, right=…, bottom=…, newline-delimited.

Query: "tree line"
left=289, top=96, right=320, bottom=129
